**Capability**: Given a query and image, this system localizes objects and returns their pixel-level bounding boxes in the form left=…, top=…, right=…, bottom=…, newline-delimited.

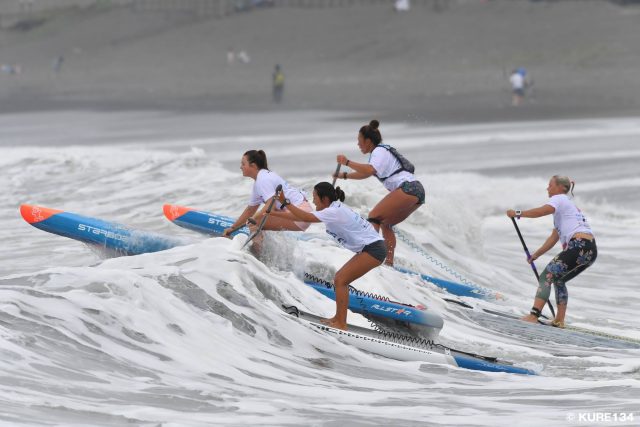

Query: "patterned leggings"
left=536, top=238, right=597, bottom=305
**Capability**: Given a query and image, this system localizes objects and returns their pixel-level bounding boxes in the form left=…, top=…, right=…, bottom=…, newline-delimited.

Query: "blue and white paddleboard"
left=394, top=266, right=502, bottom=300
left=164, top=204, right=501, bottom=300
left=21, top=204, right=183, bottom=256
left=163, top=204, right=249, bottom=237
left=283, top=306, right=535, bottom=375
left=304, top=274, right=443, bottom=332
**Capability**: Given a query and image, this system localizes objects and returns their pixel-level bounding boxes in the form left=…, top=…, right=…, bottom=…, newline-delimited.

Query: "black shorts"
left=361, top=240, right=387, bottom=263
left=400, top=180, right=426, bottom=205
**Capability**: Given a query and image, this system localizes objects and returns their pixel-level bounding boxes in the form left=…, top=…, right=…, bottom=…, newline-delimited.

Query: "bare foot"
left=320, top=316, right=336, bottom=325
left=324, top=319, right=348, bottom=331
left=320, top=317, right=347, bottom=330
left=520, top=314, right=539, bottom=324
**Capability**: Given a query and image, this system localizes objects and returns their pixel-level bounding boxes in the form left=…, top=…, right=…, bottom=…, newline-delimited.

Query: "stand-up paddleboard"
left=304, top=273, right=443, bottom=337
left=283, top=306, right=535, bottom=375
left=163, top=204, right=249, bottom=236
left=164, top=205, right=499, bottom=299
left=444, top=299, right=640, bottom=349
left=395, top=266, right=501, bottom=301
left=20, top=204, right=183, bottom=256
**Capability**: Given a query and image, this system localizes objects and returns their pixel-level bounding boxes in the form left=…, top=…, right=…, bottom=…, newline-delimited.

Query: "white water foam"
left=1, top=111, right=639, bottom=425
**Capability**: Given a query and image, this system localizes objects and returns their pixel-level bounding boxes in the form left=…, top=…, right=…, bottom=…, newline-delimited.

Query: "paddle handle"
left=511, top=217, right=556, bottom=318
left=331, top=163, right=341, bottom=187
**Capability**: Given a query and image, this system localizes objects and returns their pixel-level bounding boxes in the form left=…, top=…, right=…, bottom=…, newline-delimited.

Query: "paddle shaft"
left=331, top=163, right=341, bottom=187
left=511, top=217, right=556, bottom=318
left=225, top=221, right=250, bottom=237
left=242, top=184, right=282, bottom=249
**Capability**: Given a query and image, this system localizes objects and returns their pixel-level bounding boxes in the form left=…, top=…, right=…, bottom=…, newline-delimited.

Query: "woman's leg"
left=368, top=189, right=421, bottom=265
left=521, top=239, right=597, bottom=325
left=322, top=252, right=383, bottom=330
left=369, top=189, right=420, bottom=226
left=381, top=224, right=396, bottom=266
left=521, top=258, right=566, bottom=324
left=255, top=201, right=312, bottom=232
left=551, top=239, right=597, bottom=325
left=261, top=215, right=307, bottom=231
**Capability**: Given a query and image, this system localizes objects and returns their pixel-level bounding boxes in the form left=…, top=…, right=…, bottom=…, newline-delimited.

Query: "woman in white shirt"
left=507, top=175, right=597, bottom=328
left=271, top=182, right=387, bottom=331
left=223, top=150, right=312, bottom=236
left=334, top=120, right=425, bottom=266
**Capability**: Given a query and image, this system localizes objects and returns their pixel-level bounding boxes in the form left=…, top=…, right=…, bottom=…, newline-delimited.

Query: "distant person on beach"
left=226, top=48, right=235, bottom=65
left=237, top=50, right=250, bottom=64
left=507, top=175, right=597, bottom=328
left=19, top=0, right=34, bottom=13
left=334, top=120, right=425, bottom=266
left=53, top=55, right=64, bottom=74
left=223, top=150, right=311, bottom=236
left=2, top=65, right=14, bottom=75
left=272, top=64, right=284, bottom=104
left=394, top=0, right=410, bottom=12
left=271, top=182, right=386, bottom=331
left=509, top=68, right=531, bottom=106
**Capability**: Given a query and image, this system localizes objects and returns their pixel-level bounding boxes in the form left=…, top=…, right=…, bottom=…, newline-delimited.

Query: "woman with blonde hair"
left=507, top=175, right=597, bottom=328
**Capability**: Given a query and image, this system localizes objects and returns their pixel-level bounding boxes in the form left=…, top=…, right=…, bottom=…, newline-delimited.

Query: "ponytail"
left=553, top=175, right=574, bottom=197
left=244, top=150, right=268, bottom=170
left=314, top=182, right=346, bottom=203
left=570, top=180, right=575, bottom=197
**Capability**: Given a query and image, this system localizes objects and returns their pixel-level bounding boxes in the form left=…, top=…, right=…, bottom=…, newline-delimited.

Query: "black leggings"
left=536, top=238, right=597, bottom=305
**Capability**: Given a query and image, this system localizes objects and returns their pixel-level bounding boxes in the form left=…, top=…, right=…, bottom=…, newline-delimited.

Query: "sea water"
left=1, top=110, right=639, bottom=426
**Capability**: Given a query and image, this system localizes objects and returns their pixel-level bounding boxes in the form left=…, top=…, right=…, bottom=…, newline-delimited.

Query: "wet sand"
left=1, top=0, right=639, bottom=124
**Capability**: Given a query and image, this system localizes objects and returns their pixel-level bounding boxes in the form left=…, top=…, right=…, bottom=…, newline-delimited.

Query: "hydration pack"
left=373, top=144, right=415, bottom=182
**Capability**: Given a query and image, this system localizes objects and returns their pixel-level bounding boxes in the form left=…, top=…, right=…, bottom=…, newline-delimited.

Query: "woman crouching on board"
left=333, top=120, right=424, bottom=266
left=507, top=175, right=597, bottom=328
left=223, top=150, right=312, bottom=236
left=271, top=182, right=386, bottom=330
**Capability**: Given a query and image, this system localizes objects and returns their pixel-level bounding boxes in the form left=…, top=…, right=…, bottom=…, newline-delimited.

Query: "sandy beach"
left=1, top=0, right=639, bottom=123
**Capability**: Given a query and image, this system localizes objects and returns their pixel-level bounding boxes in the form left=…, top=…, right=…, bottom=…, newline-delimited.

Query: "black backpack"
left=373, top=144, right=415, bottom=182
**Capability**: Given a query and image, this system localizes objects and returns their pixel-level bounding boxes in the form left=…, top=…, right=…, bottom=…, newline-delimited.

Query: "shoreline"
left=1, top=1, right=639, bottom=125
left=2, top=88, right=638, bottom=126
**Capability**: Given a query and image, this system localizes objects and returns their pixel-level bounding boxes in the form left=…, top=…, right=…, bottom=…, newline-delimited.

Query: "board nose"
left=20, top=204, right=62, bottom=224
left=163, top=204, right=191, bottom=221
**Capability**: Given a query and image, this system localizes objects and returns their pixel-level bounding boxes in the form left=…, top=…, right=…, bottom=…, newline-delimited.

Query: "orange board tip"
left=20, top=204, right=63, bottom=224
left=163, top=204, right=192, bottom=221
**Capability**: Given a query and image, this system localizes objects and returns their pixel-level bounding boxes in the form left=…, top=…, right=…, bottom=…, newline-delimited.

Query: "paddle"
left=331, top=163, right=341, bottom=187
left=241, top=184, right=282, bottom=249
left=511, top=217, right=556, bottom=318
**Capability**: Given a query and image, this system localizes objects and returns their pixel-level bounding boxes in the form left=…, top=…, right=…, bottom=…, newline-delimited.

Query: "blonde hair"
left=552, top=175, right=575, bottom=196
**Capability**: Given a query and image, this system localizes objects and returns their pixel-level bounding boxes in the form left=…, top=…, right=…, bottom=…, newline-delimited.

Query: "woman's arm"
left=223, top=205, right=259, bottom=236
left=336, top=154, right=376, bottom=179
left=507, top=204, right=554, bottom=219
left=274, top=194, right=321, bottom=223
left=530, top=229, right=560, bottom=262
